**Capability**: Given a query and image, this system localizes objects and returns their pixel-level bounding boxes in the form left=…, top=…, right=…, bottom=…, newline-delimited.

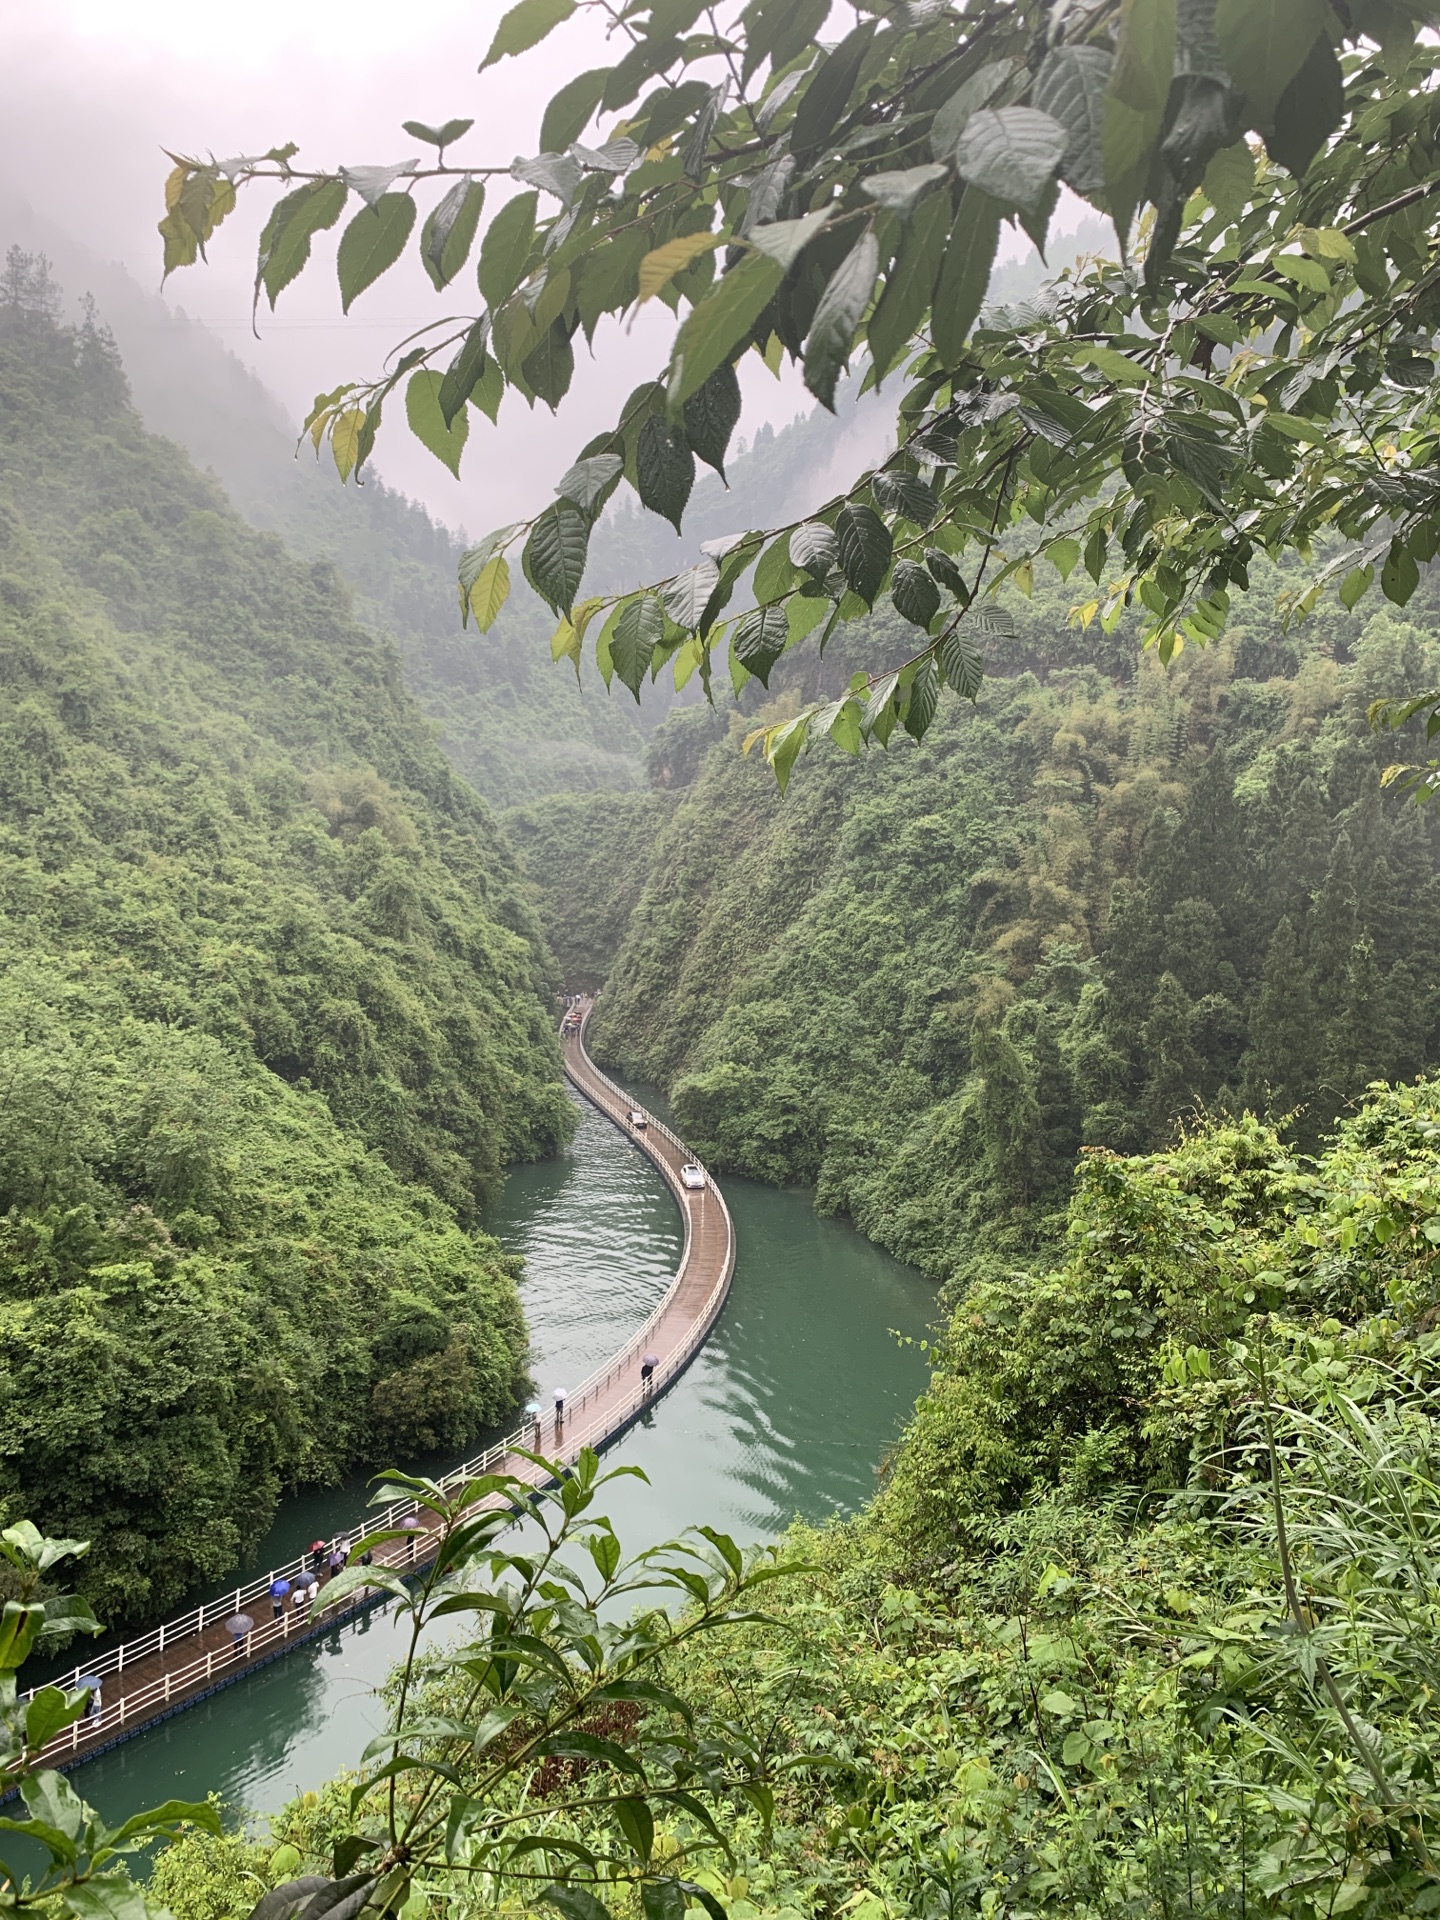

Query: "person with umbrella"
left=78, top=1675, right=102, bottom=1722
left=269, top=1576, right=291, bottom=1619
left=641, top=1352, right=658, bottom=1395
left=327, top=1538, right=349, bottom=1580
left=400, top=1515, right=423, bottom=1563
left=226, top=1612, right=254, bottom=1659
left=291, top=1567, right=318, bottom=1612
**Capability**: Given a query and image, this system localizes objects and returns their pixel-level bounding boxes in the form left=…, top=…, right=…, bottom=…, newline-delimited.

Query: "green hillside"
left=587, top=566, right=1440, bottom=1291
left=0, top=256, right=571, bottom=1618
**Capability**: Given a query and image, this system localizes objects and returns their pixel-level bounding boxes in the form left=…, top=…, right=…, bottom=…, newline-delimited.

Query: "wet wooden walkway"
left=24, top=1003, right=735, bottom=1777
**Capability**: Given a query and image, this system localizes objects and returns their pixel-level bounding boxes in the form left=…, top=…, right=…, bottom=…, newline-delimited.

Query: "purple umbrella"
left=225, top=1613, right=254, bottom=1637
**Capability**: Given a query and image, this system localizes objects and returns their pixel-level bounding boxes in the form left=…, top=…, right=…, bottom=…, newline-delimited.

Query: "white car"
left=628, top=1108, right=648, bottom=1130
left=680, top=1163, right=707, bottom=1191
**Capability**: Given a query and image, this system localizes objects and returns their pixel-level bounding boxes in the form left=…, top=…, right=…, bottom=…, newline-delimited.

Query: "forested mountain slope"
left=588, top=571, right=1440, bottom=1290
left=0, top=260, right=571, bottom=1618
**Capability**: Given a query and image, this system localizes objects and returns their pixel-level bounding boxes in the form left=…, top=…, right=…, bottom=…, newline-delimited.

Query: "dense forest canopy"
left=0, top=256, right=572, bottom=1615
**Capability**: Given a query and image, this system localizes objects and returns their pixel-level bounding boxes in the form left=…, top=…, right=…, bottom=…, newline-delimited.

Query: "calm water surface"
left=62, top=1092, right=937, bottom=1831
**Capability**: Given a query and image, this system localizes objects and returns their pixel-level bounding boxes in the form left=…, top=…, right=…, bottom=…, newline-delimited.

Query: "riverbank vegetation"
left=0, top=262, right=570, bottom=1616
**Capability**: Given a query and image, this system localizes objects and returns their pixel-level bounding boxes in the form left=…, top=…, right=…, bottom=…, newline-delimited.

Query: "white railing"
left=26, top=1001, right=735, bottom=1770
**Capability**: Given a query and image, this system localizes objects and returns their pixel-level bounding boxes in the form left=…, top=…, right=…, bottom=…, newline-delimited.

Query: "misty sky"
left=3, top=2, right=1078, bottom=535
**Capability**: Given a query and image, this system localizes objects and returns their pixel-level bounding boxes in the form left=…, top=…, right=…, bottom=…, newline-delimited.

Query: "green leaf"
left=1202, top=140, right=1254, bottom=220
left=256, top=178, right=348, bottom=312
left=747, top=209, right=834, bottom=272
left=406, top=369, right=469, bottom=476
left=663, top=559, right=722, bottom=628
left=1268, top=32, right=1343, bottom=175
left=557, top=453, right=623, bottom=515
left=804, top=229, right=879, bottom=411
left=902, top=657, right=939, bottom=739
left=872, top=470, right=936, bottom=526
left=1381, top=538, right=1419, bottom=608
left=1033, top=45, right=1111, bottom=196
left=1103, top=0, right=1178, bottom=238
left=1049, top=536, right=1081, bottom=580
left=867, top=186, right=951, bottom=383
left=523, top=319, right=576, bottom=410
left=790, top=21, right=877, bottom=161
left=790, top=521, right=840, bottom=580
left=641, top=1883, right=687, bottom=1920
left=420, top=177, right=485, bottom=290
left=927, top=547, right=970, bottom=598
left=682, top=363, right=742, bottom=478
left=1339, top=563, right=1373, bottom=611
left=615, top=1797, right=655, bottom=1862
left=612, top=595, right=665, bottom=695
left=479, top=191, right=538, bottom=308
left=541, top=69, right=609, bottom=152
left=1214, top=0, right=1327, bottom=121
left=861, top=165, right=948, bottom=214
left=954, top=107, right=1067, bottom=213
left=670, top=253, right=783, bottom=405
left=60, top=1873, right=157, bottom=1920
left=403, top=117, right=474, bottom=148
left=512, top=151, right=582, bottom=205
left=25, top=1686, right=83, bottom=1751
left=891, top=559, right=941, bottom=629
left=481, top=0, right=576, bottom=69
left=754, top=534, right=798, bottom=603
left=932, top=188, right=1001, bottom=367
left=636, top=417, right=695, bottom=532
left=929, top=60, right=1019, bottom=162
left=467, top=555, right=511, bottom=631
left=438, top=317, right=491, bottom=426
left=835, top=502, right=892, bottom=606
left=733, top=605, right=789, bottom=685
left=337, top=194, right=416, bottom=312
left=939, top=627, right=983, bottom=697
left=523, top=500, right=592, bottom=614
left=742, top=0, right=828, bottom=83
left=767, top=712, right=811, bottom=789
left=638, top=232, right=721, bottom=305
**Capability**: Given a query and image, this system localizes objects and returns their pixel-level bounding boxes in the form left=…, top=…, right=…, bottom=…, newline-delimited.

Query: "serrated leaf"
left=804, top=228, right=879, bottom=412
left=872, top=470, right=936, bottom=525
left=902, top=657, right=940, bottom=738
left=835, top=503, right=892, bottom=606
left=557, top=453, right=623, bottom=514
left=927, top=547, right=970, bottom=597
left=682, top=362, right=741, bottom=478
left=790, top=20, right=877, bottom=161
left=861, top=164, right=948, bottom=214
left=571, top=136, right=640, bottom=175
left=256, top=178, right=348, bottom=312
left=670, top=254, right=783, bottom=408
left=330, top=408, right=366, bottom=482
left=1202, top=140, right=1254, bottom=220
left=523, top=319, right=575, bottom=410
left=439, top=317, right=491, bottom=426
left=940, top=628, right=983, bottom=697
left=747, top=209, right=833, bottom=271
left=1339, top=563, right=1372, bottom=611
left=1033, top=45, right=1111, bottom=196
left=743, top=0, right=829, bottom=84
left=1049, top=536, right=1080, bottom=580
left=929, top=60, right=1019, bottom=162
left=932, top=188, right=1001, bottom=366
left=790, top=521, right=840, bottom=580
left=541, top=70, right=607, bottom=151
left=523, top=499, right=591, bottom=614
left=481, top=0, right=576, bottom=69
left=466, top=555, right=511, bottom=631
left=512, top=151, right=582, bottom=204
left=639, top=231, right=721, bottom=305
left=954, top=107, right=1066, bottom=213
left=732, top=606, right=788, bottom=685
left=867, top=186, right=951, bottom=383
left=403, top=117, right=474, bottom=149
left=612, top=595, right=665, bottom=695
left=479, top=192, right=538, bottom=307
left=663, top=558, right=722, bottom=628
left=1381, top=539, right=1419, bottom=608
left=337, top=194, right=416, bottom=312
left=421, top=177, right=485, bottom=290
left=406, top=368, right=469, bottom=476
left=891, top=559, right=941, bottom=628
left=636, top=417, right=694, bottom=532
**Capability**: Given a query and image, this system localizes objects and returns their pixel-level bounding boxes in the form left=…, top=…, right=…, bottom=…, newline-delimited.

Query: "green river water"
left=58, top=1091, right=937, bottom=1833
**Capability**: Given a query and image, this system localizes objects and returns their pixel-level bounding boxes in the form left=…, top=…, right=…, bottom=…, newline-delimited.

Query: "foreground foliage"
left=156, top=0, right=1440, bottom=785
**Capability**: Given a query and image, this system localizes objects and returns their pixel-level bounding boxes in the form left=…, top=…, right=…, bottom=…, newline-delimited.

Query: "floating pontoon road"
left=22, top=1004, right=735, bottom=1778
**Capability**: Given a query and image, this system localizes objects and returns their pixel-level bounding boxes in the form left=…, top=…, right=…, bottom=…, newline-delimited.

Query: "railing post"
left=158, top=1622, right=165, bottom=1654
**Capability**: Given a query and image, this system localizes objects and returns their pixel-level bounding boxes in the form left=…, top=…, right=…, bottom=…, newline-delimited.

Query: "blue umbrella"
left=77, top=1675, right=101, bottom=1691
left=270, top=1578, right=291, bottom=1600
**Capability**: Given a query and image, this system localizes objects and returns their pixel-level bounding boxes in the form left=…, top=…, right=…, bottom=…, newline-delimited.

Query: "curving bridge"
left=23, top=1002, right=735, bottom=1778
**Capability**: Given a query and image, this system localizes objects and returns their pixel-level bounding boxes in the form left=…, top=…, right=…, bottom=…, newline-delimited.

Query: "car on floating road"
left=680, top=1163, right=707, bottom=1191
left=628, top=1108, right=648, bottom=1130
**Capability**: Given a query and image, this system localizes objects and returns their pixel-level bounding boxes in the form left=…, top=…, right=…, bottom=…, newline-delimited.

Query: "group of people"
left=268, top=1537, right=356, bottom=1620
